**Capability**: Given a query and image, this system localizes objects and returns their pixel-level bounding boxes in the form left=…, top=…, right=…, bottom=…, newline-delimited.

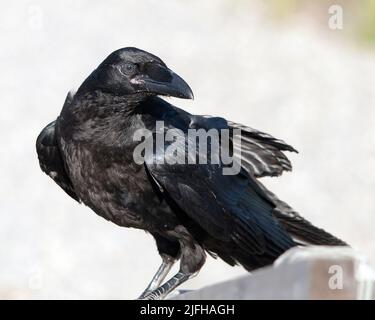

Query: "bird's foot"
left=137, top=291, right=162, bottom=300
left=136, top=271, right=194, bottom=300
left=136, top=256, right=175, bottom=300
left=137, top=290, right=153, bottom=300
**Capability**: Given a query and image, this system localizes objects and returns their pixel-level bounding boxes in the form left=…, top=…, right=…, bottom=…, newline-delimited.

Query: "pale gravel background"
left=0, top=0, right=374, bottom=299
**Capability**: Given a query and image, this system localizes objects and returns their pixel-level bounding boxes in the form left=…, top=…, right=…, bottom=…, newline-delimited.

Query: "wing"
left=36, top=93, right=79, bottom=202
left=141, top=101, right=343, bottom=250
left=215, top=118, right=297, bottom=178
left=141, top=100, right=297, bottom=180
left=143, top=112, right=295, bottom=255
left=176, top=111, right=297, bottom=178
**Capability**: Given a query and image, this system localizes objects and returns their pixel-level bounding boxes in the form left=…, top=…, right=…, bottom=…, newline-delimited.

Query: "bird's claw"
left=137, top=291, right=161, bottom=300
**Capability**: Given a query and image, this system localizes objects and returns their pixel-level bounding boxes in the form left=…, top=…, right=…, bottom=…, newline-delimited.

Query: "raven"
left=36, top=47, right=346, bottom=299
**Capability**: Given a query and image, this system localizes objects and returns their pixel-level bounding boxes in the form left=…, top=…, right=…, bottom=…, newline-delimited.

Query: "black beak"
left=131, top=67, right=194, bottom=100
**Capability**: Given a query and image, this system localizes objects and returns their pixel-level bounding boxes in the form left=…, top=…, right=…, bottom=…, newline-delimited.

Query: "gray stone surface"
left=172, top=246, right=375, bottom=300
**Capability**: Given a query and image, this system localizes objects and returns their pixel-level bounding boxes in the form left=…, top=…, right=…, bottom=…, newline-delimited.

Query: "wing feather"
left=196, top=115, right=297, bottom=178
left=143, top=115, right=296, bottom=255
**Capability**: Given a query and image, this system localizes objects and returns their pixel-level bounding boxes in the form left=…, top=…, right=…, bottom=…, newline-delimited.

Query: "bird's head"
left=77, top=47, right=194, bottom=100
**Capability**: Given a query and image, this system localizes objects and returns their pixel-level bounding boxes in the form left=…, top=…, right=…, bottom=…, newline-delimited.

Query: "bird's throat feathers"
left=61, top=90, right=148, bottom=124
left=58, top=90, right=158, bottom=145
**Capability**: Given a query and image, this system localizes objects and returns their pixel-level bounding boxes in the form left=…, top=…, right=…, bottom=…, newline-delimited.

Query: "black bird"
left=36, top=47, right=346, bottom=299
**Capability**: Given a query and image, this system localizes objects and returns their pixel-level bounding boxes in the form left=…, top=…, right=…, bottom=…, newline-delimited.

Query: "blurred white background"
left=0, top=0, right=374, bottom=299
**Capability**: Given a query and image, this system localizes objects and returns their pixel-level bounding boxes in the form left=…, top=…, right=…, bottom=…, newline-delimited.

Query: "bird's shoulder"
left=138, top=97, right=228, bottom=134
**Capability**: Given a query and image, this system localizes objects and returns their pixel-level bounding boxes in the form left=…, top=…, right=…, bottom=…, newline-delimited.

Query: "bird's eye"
left=121, top=63, right=136, bottom=75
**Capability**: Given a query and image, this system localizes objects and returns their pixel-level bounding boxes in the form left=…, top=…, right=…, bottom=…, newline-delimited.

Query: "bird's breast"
left=58, top=135, right=173, bottom=229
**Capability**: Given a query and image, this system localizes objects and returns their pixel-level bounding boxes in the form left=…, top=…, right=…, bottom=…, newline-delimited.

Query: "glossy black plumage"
left=36, top=47, right=346, bottom=298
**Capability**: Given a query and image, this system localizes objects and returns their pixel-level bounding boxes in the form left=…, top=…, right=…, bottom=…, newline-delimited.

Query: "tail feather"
left=208, top=179, right=348, bottom=272
left=274, top=210, right=348, bottom=246
left=255, top=180, right=348, bottom=246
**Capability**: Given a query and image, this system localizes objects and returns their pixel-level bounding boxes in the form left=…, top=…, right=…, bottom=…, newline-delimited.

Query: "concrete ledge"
left=171, top=246, right=375, bottom=300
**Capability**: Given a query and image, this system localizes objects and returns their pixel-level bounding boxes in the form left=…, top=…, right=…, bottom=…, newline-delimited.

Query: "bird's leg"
left=140, top=232, right=206, bottom=300
left=138, top=269, right=196, bottom=300
left=137, top=255, right=175, bottom=299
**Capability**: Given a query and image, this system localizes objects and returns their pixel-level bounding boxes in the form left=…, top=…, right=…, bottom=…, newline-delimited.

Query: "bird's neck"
left=62, top=90, right=147, bottom=120
left=58, top=91, right=151, bottom=144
